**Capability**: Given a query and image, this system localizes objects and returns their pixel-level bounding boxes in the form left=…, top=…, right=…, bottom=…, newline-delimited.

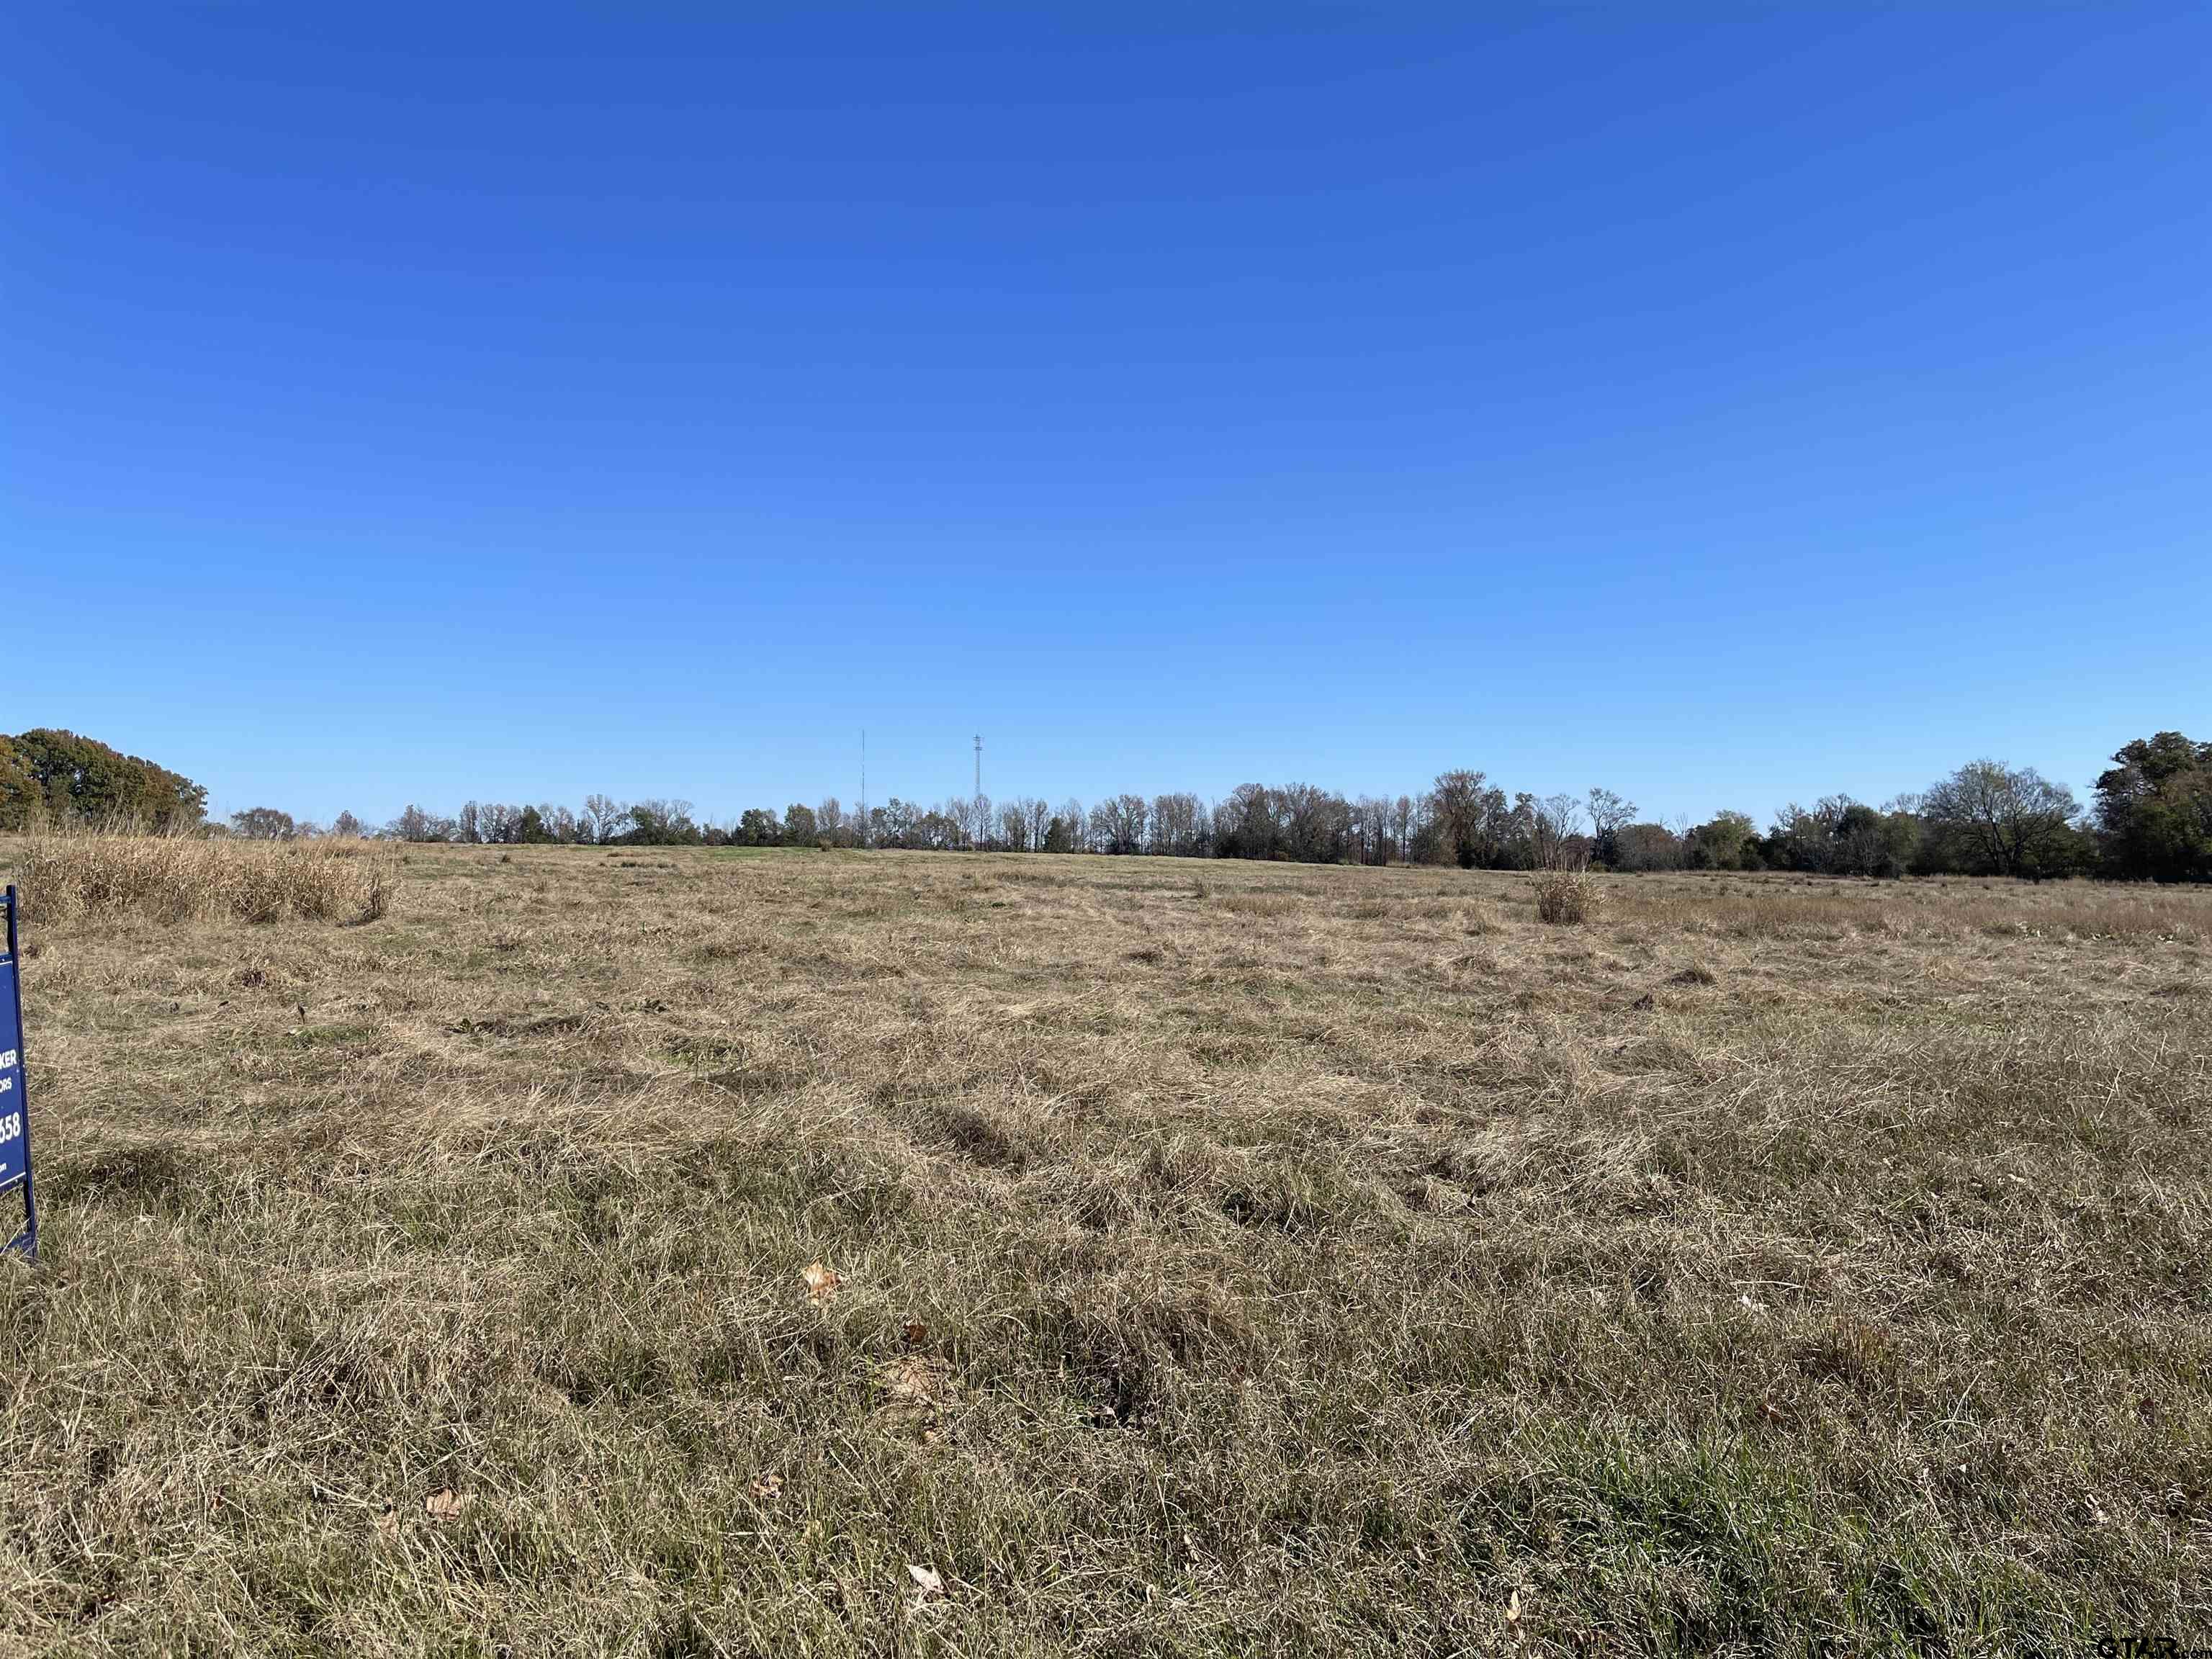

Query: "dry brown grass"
left=1534, top=866, right=1601, bottom=925
left=0, top=844, right=2208, bottom=1653
left=18, top=827, right=396, bottom=926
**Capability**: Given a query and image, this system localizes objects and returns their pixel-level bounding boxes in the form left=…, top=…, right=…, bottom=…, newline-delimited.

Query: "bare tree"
left=1086, top=801, right=1117, bottom=854
left=1112, top=794, right=1149, bottom=855
left=386, top=804, right=449, bottom=842
left=1529, top=793, right=1586, bottom=871
left=478, top=802, right=521, bottom=844
left=1586, top=786, right=1635, bottom=866
left=1274, top=784, right=1351, bottom=863
left=1149, top=792, right=1202, bottom=856
left=1218, top=783, right=1298, bottom=860
left=1056, top=799, right=1087, bottom=852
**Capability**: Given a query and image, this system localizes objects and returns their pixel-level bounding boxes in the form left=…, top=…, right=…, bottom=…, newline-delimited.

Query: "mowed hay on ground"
left=0, top=843, right=2208, bottom=1655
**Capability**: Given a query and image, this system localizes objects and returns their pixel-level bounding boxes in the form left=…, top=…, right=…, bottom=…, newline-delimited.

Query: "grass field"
left=1, top=843, right=2208, bottom=1655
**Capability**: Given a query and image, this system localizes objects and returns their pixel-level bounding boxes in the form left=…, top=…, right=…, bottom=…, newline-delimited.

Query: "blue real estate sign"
left=0, top=887, right=35, bottom=1257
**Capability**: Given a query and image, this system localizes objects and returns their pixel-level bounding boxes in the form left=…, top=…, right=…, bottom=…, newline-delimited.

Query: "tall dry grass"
left=1532, top=866, right=1600, bottom=923
left=1533, top=839, right=1602, bottom=925
left=19, top=826, right=396, bottom=925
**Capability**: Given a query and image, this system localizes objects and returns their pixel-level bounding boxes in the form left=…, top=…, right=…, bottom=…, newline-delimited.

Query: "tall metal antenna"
left=974, top=734, right=982, bottom=807
left=860, top=729, right=867, bottom=846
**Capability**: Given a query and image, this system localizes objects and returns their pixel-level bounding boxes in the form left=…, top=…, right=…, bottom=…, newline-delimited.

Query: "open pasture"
left=0, top=844, right=2208, bottom=1655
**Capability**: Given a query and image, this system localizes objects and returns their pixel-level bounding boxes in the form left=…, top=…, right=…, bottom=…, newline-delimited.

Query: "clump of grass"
left=1534, top=868, right=1600, bottom=925
left=20, top=826, right=396, bottom=926
left=1215, top=890, right=1298, bottom=917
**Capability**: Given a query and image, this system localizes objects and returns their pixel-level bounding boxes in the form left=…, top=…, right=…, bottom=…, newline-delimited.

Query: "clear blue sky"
left=6, top=5, right=2206, bottom=827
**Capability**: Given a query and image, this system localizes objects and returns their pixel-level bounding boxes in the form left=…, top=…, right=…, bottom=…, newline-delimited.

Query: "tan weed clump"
left=19, top=825, right=395, bottom=926
left=1534, top=867, right=1600, bottom=924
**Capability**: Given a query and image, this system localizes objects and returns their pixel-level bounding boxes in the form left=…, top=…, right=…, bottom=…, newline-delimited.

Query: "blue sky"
left=5, top=5, right=2206, bottom=827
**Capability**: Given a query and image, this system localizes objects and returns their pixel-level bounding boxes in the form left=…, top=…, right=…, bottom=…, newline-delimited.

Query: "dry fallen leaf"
left=750, top=1472, right=783, bottom=1501
left=902, top=1319, right=929, bottom=1349
left=801, top=1261, right=842, bottom=1303
left=876, top=1352, right=956, bottom=1444
left=886, top=1354, right=945, bottom=1403
left=374, top=1501, right=400, bottom=1539
left=1506, top=1587, right=1522, bottom=1625
left=907, top=1563, right=944, bottom=1598
left=423, top=1488, right=469, bottom=1522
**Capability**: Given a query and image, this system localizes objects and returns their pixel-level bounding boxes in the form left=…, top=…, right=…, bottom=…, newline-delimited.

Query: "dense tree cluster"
left=0, top=729, right=207, bottom=832
left=10, top=728, right=2209, bottom=881
left=2095, top=733, right=2212, bottom=884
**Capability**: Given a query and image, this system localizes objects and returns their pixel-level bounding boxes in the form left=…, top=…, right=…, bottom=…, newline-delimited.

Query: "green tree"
left=627, top=800, right=701, bottom=845
left=1686, top=811, right=1758, bottom=870
left=1766, top=797, right=1921, bottom=876
left=9, top=729, right=206, bottom=830
left=1424, top=770, right=1511, bottom=868
left=230, top=806, right=298, bottom=840
left=0, top=737, right=40, bottom=831
left=1920, top=760, right=2081, bottom=878
left=1614, top=822, right=1683, bottom=872
left=1213, top=784, right=1280, bottom=860
left=2095, top=731, right=2212, bottom=882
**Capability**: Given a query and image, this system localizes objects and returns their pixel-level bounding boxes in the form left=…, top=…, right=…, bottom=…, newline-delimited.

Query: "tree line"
left=0, top=729, right=207, bottom=832
left=5, top=727, right=2207, bottom=883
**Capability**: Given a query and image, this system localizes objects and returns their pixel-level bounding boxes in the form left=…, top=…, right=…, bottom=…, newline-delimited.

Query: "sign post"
left=0, top=886, right=35, bottom=1259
